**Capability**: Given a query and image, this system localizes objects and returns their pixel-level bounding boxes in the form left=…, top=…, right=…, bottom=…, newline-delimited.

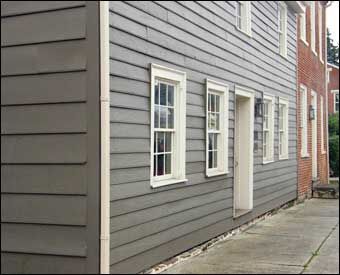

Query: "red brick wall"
left=327, top=65, right=339, bottom=114
left=297, top=1, right=328, bottom=199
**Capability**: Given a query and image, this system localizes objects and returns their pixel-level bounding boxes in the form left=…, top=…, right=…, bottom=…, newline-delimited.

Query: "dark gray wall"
left=109, top=1, right=298, bottom=274
left=1, top=1, right=101, bottom=273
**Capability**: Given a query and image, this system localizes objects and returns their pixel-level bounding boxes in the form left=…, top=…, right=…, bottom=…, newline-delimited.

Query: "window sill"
left=151, top=178, right=188, bottom=189
left=263, top=160, right=274, bottom=165
left=206, top=170, right=229, bottom=178
left=301, top=38, right=309, bottom=46
left=279, top=156, right=289, bottom=161
left=235, top=25, right=252, bottom=38
left=322, top=150, right=327, bottom=155
left=301, top=153, right=310, bottom=159
left=312, top=49, right=318, bottom=56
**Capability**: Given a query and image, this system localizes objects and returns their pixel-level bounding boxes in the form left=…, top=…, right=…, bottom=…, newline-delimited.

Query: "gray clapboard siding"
left=1, top=72, right=87, bottom=105
left=1, top=7, right=86, bottom=46
left=1, top=194, right=87, bottom=225
left=1, top=223, right=87, bottom=256
left=1, top=2, right=100, bottom=273
left=109, top=1, right=297, bottom=273
left=0, top=1, right=86, bottom=17
left=1, top=253, right=86, bottom=274
left=1, top=103, right=87, bottom=134
left=1, top=164, right=87, bottom=195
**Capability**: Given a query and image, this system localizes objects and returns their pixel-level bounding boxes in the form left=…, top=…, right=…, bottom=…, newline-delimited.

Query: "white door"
left=234, top=87, right=254, bottom=217
left=311, top=91, right=318, bottom=179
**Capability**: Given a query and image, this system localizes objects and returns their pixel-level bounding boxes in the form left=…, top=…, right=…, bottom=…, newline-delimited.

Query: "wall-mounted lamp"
left=255, top=98, right=264, bottom=117
left=309, top=105, right=316, bottom=120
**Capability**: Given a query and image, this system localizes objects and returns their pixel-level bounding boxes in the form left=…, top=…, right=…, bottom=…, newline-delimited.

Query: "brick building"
left=327, top=63, right=339, bottom=114
left=297, top=1, right=329, bottom=199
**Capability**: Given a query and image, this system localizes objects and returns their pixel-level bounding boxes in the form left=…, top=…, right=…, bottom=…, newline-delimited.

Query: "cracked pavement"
left=162, top=199, right=339, bottom=274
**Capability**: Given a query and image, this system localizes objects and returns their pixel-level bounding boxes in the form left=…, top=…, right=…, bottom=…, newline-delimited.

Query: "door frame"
left=311, top=90, right=318, bottom=180
left=233, top=86, right=254, bottom=217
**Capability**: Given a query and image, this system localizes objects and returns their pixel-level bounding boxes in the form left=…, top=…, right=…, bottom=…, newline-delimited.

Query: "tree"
left=327, top=28, right=339, bottom=66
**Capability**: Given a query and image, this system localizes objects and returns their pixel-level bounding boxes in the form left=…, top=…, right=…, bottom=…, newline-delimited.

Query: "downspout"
left=100, top=1, right=110, bottom=274
left=325, top=2, right=331, bottom=184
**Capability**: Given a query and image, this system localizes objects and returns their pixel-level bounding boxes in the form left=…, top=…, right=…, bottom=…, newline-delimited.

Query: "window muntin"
left=235, top=1, right=251, bottom=35
left=206, top=80, right=229, bottom=177
left=300, top=85, right=308, bottom=157
left=263, top=95, right=275, bottom=163
left=279, top=98, right=289, bottom=159
left=311, top=1, right=316, bottom=54
left=151, top=64, right=186, bottom=188
left=318, top=3, right=323, bottom=61
left=153, top=80, right=175, bottom=179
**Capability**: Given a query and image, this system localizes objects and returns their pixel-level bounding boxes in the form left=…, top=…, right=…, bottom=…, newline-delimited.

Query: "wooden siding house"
left=1, top=1, right=308, bottom=274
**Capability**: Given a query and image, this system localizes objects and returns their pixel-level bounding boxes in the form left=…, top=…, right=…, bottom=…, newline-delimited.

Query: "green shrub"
left=329, top=113, right=339, bottom=136
left=329, top=135, right=339, bottom=177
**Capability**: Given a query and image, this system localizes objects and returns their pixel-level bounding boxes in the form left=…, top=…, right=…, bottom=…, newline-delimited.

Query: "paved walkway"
left=163, top=199, right=339, bottom=274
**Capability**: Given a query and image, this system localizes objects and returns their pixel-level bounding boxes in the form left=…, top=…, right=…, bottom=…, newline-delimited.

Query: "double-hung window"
left=311, top=1, right=316, bottom=54
left=235, top=1, right=252, bottom=36
left=335, top=91, right=339, bottom=113
left=278, top=2, right=287, bottom=57
left=206, top=80, right=229, bottom=177
left=318, top=3, right=323, bottom=62
left=263, top=95, right=275, bottom=163
left=279, top=98, right=289, bottom=160
left=151, top=64, right=187, bottom=188
left=300, top=7, right=307, bottom=44
left=300, top=85, right=308, bottom=157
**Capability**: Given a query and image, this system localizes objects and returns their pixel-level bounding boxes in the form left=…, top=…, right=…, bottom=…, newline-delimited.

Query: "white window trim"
left=320, top=95, right=326, bottom=154
left=278, top=1, right=288, bottom=58
left=300, top=6, right=308, bottom=46
left=327, top=68, right=332, bottom=84
left=279, top=97, right=289, bottom=160
left=150, top=64, right=187, bottom=188
left=310, top=1, right=317, bottom=55
left=333, top=90, right=339, bottom=113
left=263, top=94, right=275, bottom=164
left=300, top=84, right=309, bottom=158
left=235, top=1, right=252, bottom=37
left=318, top=3, right=323, bottom=63
left=206, top=79, right=229, bottom=177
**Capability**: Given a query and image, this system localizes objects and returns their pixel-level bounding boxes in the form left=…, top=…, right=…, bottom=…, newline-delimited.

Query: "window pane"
left=157, top=154, right=164, bottom=176
left=209, top=133, right=213, bottom=151
left=208, top=113, right=212, bottom=130
left=165, top=132, right=172, bottom=152
left=154, top=132, right=158, bottom=153
left=168, top=108, right=174, bottom=129
left=168, top=85, right=174, bottom=106
left=155, top=82, right=160, bottom=105
left=210, top=113, right=217, bottom=130
left=214, top=151, right=218, bottom=168
left=160, top=106, right=167, bottom=128
left=209, top=151, right=213, bottom=169
left=165, top=154, right=171, bottom=175
left=208, top=94, right=211, bottom=112
left=157, top=132, right=165, bottom=153
left=211, top=94, right=215, bottom=112
left=154, top=106, right=159, bottom=128
left=160, top=83, right=167, bottom=105
left=216, top=114, right=220, bottom=130
left=216, top=95, right=220, bottom=112
left=214, top=134, right=218, bottom=150
left=153, top=155, right=157, bottom=176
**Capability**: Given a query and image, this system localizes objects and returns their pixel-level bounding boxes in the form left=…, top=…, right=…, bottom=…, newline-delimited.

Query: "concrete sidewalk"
left=162, top=199, right=339, bottom=274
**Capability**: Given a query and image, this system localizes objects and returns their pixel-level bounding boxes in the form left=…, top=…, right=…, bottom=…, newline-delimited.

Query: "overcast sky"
left=327, top=1, right=339, bottom=45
